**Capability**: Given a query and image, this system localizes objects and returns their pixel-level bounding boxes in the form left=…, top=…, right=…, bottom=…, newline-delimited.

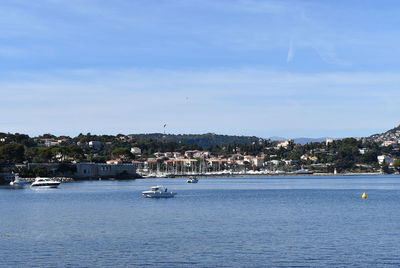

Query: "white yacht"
left=31, top=178, right=61, bottom=189
left=186, top=177, right=198, bottom=183
left=142, top=185, right=176, bottom=198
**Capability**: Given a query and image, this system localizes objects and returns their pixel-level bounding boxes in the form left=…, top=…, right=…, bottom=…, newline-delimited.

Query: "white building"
left=243, top=156, right=264, bottom=168
left=359, top=148, right=370, bottom=155
left=382, top=141, right=397, bottom=147
left=130, top=147, right=142, bottom=154
left=163, top=152, right=174, bottom=158
left=89, top=141, right=103, bottom=150
left=251, top=157, right=264, bottom=168
left=326, top=138, right=335, bottom=146
left=193, top=151, right=211, bottom=158
left=154, top=152, right=164, bottom=158
left=270, top=160, right=281, bottom=166
left=184, top=150, right=198, bottom=158
left=106, top=159, right=122, bottom=165
left=173, top=152, right=182, bottom=158
left=276, top=140, right=293, bottom=149
left=377, top=155, right=394, bottom=165
left=37, top=138, right=59, bottom=147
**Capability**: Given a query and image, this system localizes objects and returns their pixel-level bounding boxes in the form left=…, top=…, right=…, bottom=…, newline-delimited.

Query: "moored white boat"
left=295, top=166, right=313, bottom=174
left=31, top=177, right=61, bottom=189
left=142, top=185, right=176, bottom=198
left=186, top=177, right=198, bottom=183
left=295, top=169, right=313, bottom=174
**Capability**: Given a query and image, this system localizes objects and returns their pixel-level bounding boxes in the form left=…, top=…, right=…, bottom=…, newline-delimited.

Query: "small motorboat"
left=186, top=177, right=198, bottom=183
left=9, top=175, right=27, bottom=189
left=142, top=185, right=176, bottom=198
left=31, top=177, right=61, bottom=189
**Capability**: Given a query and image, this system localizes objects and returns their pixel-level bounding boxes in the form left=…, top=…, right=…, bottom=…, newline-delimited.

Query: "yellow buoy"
left=362, top=192, right=367, bottom=199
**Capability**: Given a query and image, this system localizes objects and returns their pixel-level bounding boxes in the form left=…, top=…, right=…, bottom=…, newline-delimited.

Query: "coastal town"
left=1, top=126, right=400, bottom=183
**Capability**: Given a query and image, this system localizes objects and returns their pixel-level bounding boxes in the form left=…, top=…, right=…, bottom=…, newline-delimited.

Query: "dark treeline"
left=131, top=133, right=262, bottom=149
left=0, top=132, right=203, bottom=164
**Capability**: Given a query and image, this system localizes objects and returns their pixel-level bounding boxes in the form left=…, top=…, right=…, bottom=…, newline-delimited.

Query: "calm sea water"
left=1, top=175, right=400, bottom=267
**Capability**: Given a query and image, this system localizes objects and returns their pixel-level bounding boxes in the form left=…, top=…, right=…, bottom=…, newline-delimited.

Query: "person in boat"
left=165, top=188, right=167, bottom=192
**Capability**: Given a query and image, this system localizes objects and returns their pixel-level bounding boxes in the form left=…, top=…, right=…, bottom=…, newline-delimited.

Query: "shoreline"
left=0, top=172, right=391, bottom=186
left=140, top=172, right=387, bottom=179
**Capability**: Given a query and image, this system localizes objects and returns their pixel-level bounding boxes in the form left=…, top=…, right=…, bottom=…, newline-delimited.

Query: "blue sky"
left=1, top=0, right=400, bottom=138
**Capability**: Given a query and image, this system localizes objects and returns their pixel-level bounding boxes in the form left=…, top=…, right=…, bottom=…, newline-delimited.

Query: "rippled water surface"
left=1, top=175, right=400, bottom=267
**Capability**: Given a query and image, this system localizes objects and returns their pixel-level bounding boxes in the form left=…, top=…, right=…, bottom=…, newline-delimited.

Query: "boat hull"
left=9, top=182, right=27, bottom=189
left=31, top=183, right=60, bottom=189
left=142, top=192, right=176, bottom=198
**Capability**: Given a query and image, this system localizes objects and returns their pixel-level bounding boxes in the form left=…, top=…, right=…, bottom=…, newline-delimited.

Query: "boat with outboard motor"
left=142, top=185, right=176, bottom=198
left=9, top=175, right=27, bottom=189
left=31, top=177, right=61, bottom=188
left=186, top=177, right=198, bottom=183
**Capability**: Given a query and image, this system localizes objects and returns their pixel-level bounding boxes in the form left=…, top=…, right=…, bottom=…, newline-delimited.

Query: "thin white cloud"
left=0, top=0, right=398, bottom=67
left=287, top=39, right=295, bottom=62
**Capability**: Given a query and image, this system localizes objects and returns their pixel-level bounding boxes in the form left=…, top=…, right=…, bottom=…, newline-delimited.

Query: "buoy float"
left=362, top=192, right=367, bottom=199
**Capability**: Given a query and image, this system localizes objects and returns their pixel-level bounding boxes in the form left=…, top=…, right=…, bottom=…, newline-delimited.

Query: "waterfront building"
left=184, top=150, right=198, bottom=158
left=243, top=156, right=264, bottom=168
left=106, top=159, right=123, bottom=165
left=207, top=159, right=228, bottom=171
left=270, top=160, right=281, bottom=166
left=172, top=152, right=182, bottom=158
left=193, top=151, right=211, bottom=158
left=18, top=163, right=60, bottom=174
left=163, top=152, right=174, bottom=158
left=154, top=152, right=164, bottom=158
left=229, top=154, right=244, bottom=161
left=75, top=162, right=137, bottom=178
left=183, top=159, right=198, bottom=167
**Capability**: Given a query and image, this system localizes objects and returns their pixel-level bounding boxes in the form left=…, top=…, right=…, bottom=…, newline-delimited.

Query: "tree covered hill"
left=0, top=132, right=269, bottom=164
left=129, top=133, right=265, bottom=149
left=1, top=130, right=400, bottom=175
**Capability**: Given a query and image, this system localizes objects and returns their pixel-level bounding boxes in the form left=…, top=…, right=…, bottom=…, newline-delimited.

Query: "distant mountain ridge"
left=293, top=137, right=329, bottom=145
left=269, top=136, right=328, bottom=144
